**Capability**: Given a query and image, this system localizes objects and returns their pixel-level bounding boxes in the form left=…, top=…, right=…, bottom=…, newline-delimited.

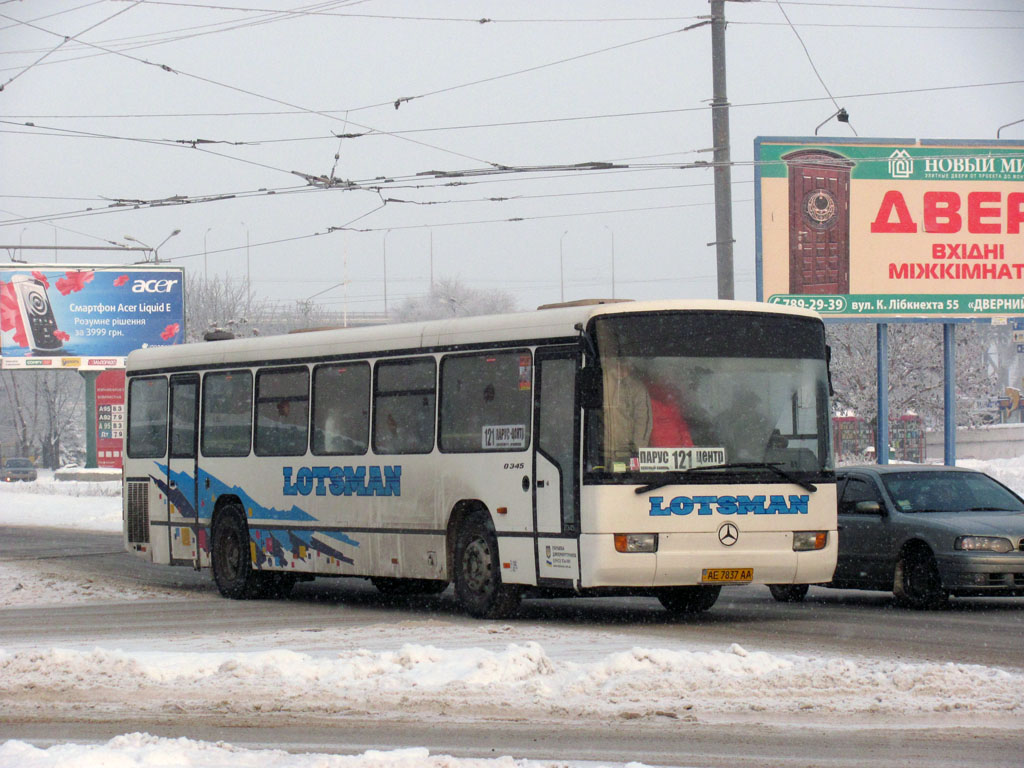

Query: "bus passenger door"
left=167, top=374, right=200, bottom=567
left=533, top=346, right=580, bottom=583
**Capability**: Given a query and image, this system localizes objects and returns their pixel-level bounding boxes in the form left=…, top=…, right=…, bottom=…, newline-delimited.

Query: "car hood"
left=907, top=510, right=1024, bottom=537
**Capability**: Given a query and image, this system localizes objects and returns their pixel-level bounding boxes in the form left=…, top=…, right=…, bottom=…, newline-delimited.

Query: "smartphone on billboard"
left=11, top=274, right=64, bottom=354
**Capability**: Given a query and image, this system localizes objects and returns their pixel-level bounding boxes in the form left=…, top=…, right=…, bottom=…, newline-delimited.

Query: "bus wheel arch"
left=448, top=502, right=521, bottom=619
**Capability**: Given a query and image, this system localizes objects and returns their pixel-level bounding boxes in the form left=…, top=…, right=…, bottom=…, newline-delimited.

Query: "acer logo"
left=132, top=279, right=179, bottom=293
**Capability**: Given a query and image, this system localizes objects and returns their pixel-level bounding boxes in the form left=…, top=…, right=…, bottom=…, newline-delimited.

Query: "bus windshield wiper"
left=635, top=462, right=817, bottom=495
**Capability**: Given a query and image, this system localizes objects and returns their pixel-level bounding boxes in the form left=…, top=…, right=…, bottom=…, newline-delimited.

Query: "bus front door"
left=533, top=346, right=580, bottom=584
left=167, top=374, right=200, bottom=567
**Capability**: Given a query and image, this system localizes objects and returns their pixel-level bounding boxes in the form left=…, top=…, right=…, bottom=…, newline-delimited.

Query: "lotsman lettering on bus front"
left=282, top=465, right=401, bottom=497
left=648, top=495, right=809, bottom=516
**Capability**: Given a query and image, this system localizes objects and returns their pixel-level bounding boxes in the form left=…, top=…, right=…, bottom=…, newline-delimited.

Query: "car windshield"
left=880, top=470, right=1024, bottom=513
left=5, top=458, right=32, bottom=468
left=584, top=311, right=832, bottom=478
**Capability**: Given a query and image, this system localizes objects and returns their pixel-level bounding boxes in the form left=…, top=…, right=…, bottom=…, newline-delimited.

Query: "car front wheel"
left=893, top=548, right=948, bottom=609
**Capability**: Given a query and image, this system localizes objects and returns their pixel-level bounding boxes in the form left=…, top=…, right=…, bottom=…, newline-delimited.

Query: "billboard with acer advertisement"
left=0, top=265, right=184, bottom=367
left=755, top=137, right=1024, bottom=319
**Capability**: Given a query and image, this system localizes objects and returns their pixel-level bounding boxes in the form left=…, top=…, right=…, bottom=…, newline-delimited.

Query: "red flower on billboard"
left=160, top=323, right=180, bottom=341
left=0, top=280, right=28, bottom=347
left=113, top=275, right=130, bottom=287
left=54, top=330, right=70, bottom=342
left=55, top=270, right=94, bottom=296
left=31, top=271, right=51, bottom=289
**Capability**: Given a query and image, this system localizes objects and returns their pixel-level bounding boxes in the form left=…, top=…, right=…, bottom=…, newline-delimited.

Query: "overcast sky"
left=1, top=0, right=1022, bottom=317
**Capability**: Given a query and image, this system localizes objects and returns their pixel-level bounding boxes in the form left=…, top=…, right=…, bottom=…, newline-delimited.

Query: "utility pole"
left=710, top=0, right=735, bottom=300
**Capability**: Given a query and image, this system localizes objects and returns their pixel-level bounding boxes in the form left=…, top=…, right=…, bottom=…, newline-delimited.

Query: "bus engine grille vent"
left=126, top=481, right=150, bottom=544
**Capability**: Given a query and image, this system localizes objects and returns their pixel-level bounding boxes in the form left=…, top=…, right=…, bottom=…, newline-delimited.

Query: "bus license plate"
left=701, top=568, right=753, bottom=583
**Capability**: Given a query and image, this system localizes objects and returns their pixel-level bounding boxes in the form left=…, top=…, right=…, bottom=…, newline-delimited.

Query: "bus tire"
left=371, top=577, right=449, bottom=596
left=211, top=503, right=260, bottom=600
left=893, top=547, right=947, bottom=610
left=453, top=519, right=520, bottom=619
left=657, top=585, right=721, bottom=614
left=768, top=584, right=809, bottom=603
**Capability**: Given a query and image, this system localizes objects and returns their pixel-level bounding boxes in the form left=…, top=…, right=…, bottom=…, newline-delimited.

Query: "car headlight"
left=955, top=536, right=1014, bottom=553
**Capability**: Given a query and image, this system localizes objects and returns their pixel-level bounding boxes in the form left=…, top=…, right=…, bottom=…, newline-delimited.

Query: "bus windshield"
left=585, top=311, right=832, bottom=479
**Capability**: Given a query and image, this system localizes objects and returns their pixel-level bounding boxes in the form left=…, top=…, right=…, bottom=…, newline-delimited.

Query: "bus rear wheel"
left=453, top=519, right=520, bottom=619
left=211, top=503, right=260, bottom=599
left=657, top=585, right=721, bottom=614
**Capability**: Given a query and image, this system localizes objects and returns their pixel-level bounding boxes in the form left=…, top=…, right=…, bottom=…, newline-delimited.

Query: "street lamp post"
left=204, top=227, right=212, bottom=280
left=124, top=228, right=180, bottom=264
left=559, top=230, right=569, bottom=303
left=603, top=225, right=615, bottom=298
left=240, top=222, right=250, bottom=316
left=383, top=229, right=394, bottom=317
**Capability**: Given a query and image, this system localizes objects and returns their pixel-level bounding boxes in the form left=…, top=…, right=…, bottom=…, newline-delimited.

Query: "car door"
left=834, top=472, right=893, bottom=588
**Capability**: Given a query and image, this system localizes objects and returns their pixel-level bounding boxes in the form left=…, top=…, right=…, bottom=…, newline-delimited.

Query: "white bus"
left=123, top=299, right=837, bottom=617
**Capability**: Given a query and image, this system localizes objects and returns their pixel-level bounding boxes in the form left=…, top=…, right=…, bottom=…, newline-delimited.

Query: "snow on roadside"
left=0, top=737, right=640, bottom=768
left=1, top=641, right=1022, bottom=722
left=0, top=473, right=122, bottom=532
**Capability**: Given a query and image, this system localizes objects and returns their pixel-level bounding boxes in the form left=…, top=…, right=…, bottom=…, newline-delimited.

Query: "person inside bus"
left=603, top=359, right=694, bottom=465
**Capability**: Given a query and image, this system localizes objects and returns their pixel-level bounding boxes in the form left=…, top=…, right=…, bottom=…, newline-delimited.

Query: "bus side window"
left=127, top=376, right=169, bottom=458
left=439, top=350, right=532, bottom=453
left=254, top=367, right=309, bottom=457
left=312, top=362, right=370, bottom=455
left=201, top=371, right=253, bottom=457
left=373, top=358, right=436, bottom=454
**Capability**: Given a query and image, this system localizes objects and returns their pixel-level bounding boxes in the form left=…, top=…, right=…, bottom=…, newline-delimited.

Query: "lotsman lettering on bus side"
left=282, top=465, right=401, bottom=497
left=648, top=495, right=809, bottom=516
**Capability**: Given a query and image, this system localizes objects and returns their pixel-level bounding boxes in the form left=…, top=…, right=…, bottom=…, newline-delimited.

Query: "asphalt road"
left=2, top=525, right=1023, bottom=767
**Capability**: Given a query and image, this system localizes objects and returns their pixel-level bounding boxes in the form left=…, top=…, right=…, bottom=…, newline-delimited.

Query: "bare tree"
left=184, top=273, right=272, bottom=341
left=392, top=277, right=518, bottom=323
left=827, top=323, right=999, bottom=429
left=0, top=370, right=84, bottom=467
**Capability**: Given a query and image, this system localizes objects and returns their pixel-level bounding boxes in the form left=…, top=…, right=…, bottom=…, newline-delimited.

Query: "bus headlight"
left=955, top=536, right=1013, bottom=553
left=614, top=533, right=658, bottom=553
left=793, top=531, right=828, bottom=551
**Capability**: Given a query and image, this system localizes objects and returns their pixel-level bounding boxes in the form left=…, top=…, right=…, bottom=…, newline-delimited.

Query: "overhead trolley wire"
left=0, top=10, right=499, bottom=168
left=1, top=1, right=144, bottom=91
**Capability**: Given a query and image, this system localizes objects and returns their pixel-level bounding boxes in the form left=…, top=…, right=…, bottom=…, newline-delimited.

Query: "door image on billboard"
left=783, top=149, right=854, bottom=295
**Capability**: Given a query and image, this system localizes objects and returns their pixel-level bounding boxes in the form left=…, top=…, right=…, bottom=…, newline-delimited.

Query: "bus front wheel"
left=657, top=585, right=721, bottom=614
left=211, top=503, right=260, bottom=599
left=453, top=519, right=520, bottom=619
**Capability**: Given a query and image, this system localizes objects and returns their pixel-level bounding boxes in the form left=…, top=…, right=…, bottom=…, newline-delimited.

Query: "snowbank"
left=0, top=737, right=635, bottom=768
left=1, top=641, right=1020, bottom=721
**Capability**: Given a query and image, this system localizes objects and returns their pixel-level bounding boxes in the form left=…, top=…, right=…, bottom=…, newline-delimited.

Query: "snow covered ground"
left=2, top=463, right=1024, bottom=767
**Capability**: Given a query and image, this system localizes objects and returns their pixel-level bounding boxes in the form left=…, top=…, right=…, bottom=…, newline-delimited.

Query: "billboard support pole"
left=944, top=323, right=957, bottom=466
left=79, top=370, right=99, bottom=469
left=876, top=323, right=889, bottom=464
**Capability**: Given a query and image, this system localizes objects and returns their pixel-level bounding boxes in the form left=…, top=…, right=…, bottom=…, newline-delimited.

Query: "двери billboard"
left=0, top=265, right=184, bottom=367
left=755, top=137, right=1024, bottom=319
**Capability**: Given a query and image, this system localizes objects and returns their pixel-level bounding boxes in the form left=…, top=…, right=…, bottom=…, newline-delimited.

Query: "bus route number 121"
left=637, top=447, right=727, bottom=473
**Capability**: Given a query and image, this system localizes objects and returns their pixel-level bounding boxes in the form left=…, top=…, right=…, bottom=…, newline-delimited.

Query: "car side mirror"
left=854, top=500, right=883, bottom=514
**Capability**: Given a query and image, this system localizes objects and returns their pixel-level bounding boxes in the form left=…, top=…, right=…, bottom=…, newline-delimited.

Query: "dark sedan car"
left=1, top=457, right=37, bottom=482
left=769, top=465, right=1024, bottom=608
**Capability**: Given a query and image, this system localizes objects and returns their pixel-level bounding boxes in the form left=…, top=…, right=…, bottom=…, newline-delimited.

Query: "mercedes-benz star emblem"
left=718, top=522, right=739, bottom=546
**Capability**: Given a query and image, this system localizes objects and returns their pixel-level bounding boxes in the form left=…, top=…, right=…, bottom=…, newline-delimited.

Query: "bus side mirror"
left=579, top=366, right=602, bottom=409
